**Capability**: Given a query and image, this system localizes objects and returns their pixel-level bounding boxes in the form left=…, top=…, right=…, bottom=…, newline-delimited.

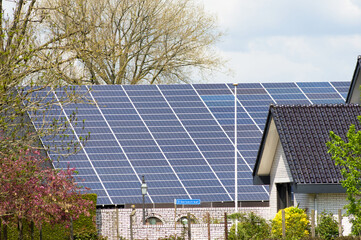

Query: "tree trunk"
left=17, top=218, right=23, bottom=240
left=3, top=223, right=7, bottom=240
left=39, top=224, right=42, bottom=240
left=30, top=221, right=34, bottom=240
left=70, top=217, right=74, bottom=240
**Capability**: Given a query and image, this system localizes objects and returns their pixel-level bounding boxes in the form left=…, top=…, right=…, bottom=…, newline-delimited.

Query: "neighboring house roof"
left=253, top=104, right=361, bottom=193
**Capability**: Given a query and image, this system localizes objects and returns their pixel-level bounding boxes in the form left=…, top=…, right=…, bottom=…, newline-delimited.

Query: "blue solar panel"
left=271, top=94, right=307, bottom=100
left=267, top=88, right=302, bottom=94
left=300, top=87, right=336, bottom=94
left=262, top=82, right=296, bottom=88
left=27, top=82, right=349, bottom=204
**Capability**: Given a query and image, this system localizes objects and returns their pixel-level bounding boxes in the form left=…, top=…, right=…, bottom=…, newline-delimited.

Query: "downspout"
left=314, top=194, right=318, bottom=225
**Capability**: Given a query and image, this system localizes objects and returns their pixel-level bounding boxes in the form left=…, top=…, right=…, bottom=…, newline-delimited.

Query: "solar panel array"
left=28, top=82, right=349, bottom=205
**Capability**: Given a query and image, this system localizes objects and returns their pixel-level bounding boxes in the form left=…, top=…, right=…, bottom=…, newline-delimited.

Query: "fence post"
left=130, top=205, right=136, bottom=240
left=207, top=212, right=211, bottom=240
left=130, top=214, right=133, bottom=240
left=187, top=212, right=191, bottom=240
left=116, top=207, right=119, bottom=239
left=338, top=209, right=342, bottom=237
left=174, top=201, right=177, bottom=231
left=311, top=210, right=315, bottom=237
left=282, top=209, right=286, bottom=239
left=224, top=212, right=228, bottom=240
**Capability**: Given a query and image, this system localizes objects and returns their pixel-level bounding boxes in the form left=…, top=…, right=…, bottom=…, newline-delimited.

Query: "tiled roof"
left=270, top=104, right=361, bottom=185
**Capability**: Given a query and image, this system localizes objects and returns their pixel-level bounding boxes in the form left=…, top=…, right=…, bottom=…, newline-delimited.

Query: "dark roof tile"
left=270, top=104, right=361, bottom=185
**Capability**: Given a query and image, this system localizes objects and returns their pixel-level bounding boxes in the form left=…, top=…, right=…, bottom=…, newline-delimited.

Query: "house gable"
left=253, top=117, right=281, bottom=185
left=346, top=56, right=361, bottom=104
left=254, top=104, right=361, bottom=193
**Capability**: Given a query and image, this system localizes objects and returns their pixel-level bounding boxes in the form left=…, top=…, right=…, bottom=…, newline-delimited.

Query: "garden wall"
left=96, top=206, right=271, bottom=240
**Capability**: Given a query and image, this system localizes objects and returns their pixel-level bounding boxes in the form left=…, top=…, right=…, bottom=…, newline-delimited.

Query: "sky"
left=4, top=0, right=361, bottom=84
left=198, top=0, right=361, bottom=83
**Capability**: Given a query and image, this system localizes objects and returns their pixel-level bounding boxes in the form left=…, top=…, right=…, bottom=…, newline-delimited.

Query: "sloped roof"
left=28, top=82, right=349, bottom=204
left=255, top=104, right=361, bottom=188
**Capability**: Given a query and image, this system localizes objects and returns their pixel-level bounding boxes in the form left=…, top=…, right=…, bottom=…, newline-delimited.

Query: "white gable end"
left=269, top=140, right=293, bottom=216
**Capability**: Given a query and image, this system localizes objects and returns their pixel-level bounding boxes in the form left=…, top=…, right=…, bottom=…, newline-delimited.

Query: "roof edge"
left=253, top=175, right=270, bottom=185
left=346, top=55, right=361, bottom=103
left=294, top=183, right=345, bottom=193
left=252, top=105, right=274, bottom=181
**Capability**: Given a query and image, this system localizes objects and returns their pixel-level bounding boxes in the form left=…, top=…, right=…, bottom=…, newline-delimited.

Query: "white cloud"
left=196, top=0, right=361, bottom=83
left=205, top=35, right=361, bottom=83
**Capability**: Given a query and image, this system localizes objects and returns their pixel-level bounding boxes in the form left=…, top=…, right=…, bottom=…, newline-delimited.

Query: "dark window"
left=276, top=183, right=293, bottom=211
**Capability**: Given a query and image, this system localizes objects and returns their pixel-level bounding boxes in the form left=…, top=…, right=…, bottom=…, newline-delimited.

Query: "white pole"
left=233, top=83, right=238, bottom=238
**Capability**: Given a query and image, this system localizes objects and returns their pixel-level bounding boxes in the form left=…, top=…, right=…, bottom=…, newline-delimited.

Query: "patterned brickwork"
left=96, top=206, right=271, bottom=240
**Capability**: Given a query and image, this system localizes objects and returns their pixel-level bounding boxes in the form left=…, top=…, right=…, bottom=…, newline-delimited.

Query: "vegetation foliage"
left=315, top=211, right=339, bottom=240
left=272, top=206, right=310, bottom=240
left=0, top=0, right=222, bottom=239
left=41, top=0, right=224, bottom=85
left=1, top=194, right=98, bottom=239
left=0, top=149, right=93, bottom=239
left=228, top=212, right=271, bottom=240
left=327, top=117, right=361, bottom=236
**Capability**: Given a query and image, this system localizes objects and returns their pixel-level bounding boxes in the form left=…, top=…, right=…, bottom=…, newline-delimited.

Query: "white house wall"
left=269, top=140, right=293, bottom=217
left=268, top=141, right=352, bottom=235
left=294, top=193, right=351, bottom=236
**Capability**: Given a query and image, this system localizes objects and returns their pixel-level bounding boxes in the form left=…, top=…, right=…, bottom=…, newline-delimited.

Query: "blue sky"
left=199, top=0, right=361, bottom=83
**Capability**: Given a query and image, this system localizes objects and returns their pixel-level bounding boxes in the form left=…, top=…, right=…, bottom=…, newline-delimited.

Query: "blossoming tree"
left=0, top=148, right=92, bottom=239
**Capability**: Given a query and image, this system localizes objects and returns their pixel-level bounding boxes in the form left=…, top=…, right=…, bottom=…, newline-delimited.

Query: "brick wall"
left=96, top=206, right=271, bottom=240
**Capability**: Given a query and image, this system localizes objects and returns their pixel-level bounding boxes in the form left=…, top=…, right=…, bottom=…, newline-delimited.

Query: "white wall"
left=96, top=206, right=271, bottom=240
left=268, top=141, right=352, bottom=235
left=269, top=140, right=293, bottom=217
left=294, top=193, right=351, bottom=236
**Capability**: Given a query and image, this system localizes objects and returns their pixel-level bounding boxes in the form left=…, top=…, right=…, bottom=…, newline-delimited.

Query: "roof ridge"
left=271, top=103, right=361, bottom=108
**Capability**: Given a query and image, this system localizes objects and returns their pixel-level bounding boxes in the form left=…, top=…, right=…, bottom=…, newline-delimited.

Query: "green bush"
left=300, top=237, right=323, bottom=240
left=73, top=193, right=98, bottom=236
left=272, top=206, right=310, bottom=240
left=316, top=211, right=339, bottom=239
left=228, top=212, right=271, bottom=240
left=158, top=235, right=183, bottom=240
left=300, top=238, right=359, bottom=240
left=74, top=232, right=108, bottom=240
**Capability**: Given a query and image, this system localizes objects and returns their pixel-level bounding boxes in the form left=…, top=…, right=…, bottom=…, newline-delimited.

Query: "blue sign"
left=175, top=199, right=201, bottom=205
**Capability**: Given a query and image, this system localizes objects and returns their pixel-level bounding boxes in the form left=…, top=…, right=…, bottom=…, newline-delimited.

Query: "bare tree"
left=0, top=0, right=89, bottom=155
left=43, top=0, right=224, bottom=85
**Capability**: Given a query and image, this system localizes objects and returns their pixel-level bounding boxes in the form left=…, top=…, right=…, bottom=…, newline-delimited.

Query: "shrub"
left=228, top=212, right=271, bottom=240
left=74, top=232, right=108, bottom=240
left=316, top=211, right=339, bottom=239
left=272, top=206, right=310, bottom=240
left=1, top=193, right=98, bottom=240
left=158, top=235, right=183, bottom=240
